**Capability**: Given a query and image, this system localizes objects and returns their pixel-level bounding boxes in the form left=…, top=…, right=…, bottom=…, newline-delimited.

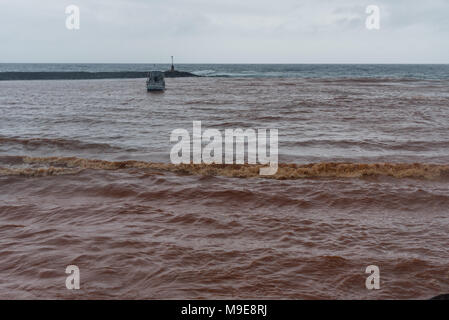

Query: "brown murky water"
left=1, top=77, right=449, bottom=299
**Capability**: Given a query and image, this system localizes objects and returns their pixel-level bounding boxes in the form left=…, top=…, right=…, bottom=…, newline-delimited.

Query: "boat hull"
left=147, top=87, right=165, bottom=92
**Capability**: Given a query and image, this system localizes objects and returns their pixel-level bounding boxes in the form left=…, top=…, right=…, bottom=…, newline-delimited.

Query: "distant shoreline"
left=0, top=71, right=200, bottom=81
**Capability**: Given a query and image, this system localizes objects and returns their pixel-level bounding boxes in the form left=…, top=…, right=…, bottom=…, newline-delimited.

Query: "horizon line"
left=1, top=62, right=449, bottom=65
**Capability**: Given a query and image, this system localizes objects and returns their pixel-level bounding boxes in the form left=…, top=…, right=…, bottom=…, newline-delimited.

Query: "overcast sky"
left=1, top=0, right=448, bottom=63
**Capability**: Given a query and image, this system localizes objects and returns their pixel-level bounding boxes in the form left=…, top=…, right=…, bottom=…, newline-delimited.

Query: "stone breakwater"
left=0, top=70, right=200, bottom=81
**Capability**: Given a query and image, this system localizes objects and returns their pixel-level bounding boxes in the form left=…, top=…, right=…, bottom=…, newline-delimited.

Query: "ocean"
left=0, top=64, right=448, bottom=299
left=2, top=63, right=449, bottom=79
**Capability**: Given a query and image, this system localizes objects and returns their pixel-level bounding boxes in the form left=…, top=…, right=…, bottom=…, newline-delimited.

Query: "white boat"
left=146, top=71, right=165, bottom=91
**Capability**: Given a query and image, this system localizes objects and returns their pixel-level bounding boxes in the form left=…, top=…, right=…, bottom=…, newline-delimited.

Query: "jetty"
left=0, top=57, right=199, bottom=81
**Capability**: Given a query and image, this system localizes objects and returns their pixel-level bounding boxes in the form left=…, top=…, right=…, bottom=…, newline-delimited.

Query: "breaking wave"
left=1, top=156, right=449, bottom=179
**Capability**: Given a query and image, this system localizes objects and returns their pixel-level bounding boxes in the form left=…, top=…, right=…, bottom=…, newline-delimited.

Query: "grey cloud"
left=0, top=0, right=448, bottom=63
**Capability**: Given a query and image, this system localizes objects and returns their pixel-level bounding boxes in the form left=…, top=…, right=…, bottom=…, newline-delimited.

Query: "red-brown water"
left=1, top=77, right=449, bottom=299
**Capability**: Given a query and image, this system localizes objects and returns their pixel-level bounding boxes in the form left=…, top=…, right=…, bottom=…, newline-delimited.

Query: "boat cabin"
left=146, top=71, right=165, bottom=91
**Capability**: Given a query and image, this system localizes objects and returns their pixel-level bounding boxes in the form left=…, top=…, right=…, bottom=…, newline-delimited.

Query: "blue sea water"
left=1, top=63, right=449, bottom=80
